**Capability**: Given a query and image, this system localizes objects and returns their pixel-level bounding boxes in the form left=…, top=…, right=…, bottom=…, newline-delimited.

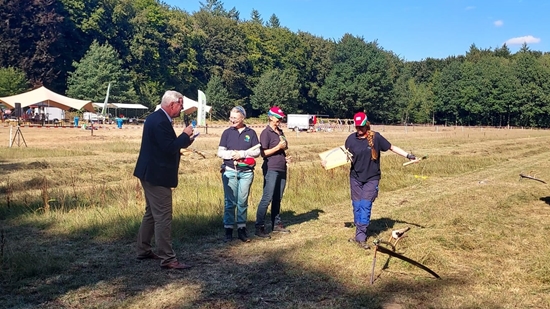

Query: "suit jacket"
left=133, top=109, right=192, bottom=188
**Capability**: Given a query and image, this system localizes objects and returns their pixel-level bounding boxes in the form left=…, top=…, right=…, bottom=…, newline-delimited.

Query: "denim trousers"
left=255, top=170, right=287, bottom=227
left=222, top=169, right=254, bottom=228
left=350, top=177, right=379, bottom=242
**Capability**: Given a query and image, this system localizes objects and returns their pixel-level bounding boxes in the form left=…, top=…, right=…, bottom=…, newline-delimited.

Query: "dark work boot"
left=255, top=225, right=271, bottom=239
left=224, top=228, right=233, bottom=242
left=348, top=238, right=371, bottom=250
left=237, top=227, right=251, bottom=243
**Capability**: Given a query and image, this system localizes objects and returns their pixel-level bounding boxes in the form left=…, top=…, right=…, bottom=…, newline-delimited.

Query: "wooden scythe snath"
left=519, top=173, right=547, bottom=184
left=402, top=155, right=428, bottom=167
left=180, top=148, right=208, bottom=159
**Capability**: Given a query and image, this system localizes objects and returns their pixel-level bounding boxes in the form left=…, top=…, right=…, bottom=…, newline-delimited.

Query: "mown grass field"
left=1, top=123, right=549, bottom=309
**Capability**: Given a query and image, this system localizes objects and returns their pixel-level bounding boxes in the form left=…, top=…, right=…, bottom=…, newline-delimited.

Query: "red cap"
left=237, top=157, right=256, bottom=167
left=353, top=112, right=368, bottom=126
left=268, top=106, right=285, bottom=119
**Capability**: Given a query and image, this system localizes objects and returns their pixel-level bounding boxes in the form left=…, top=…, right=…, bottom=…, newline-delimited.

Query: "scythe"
left=370, top=239, right=440, bottom=284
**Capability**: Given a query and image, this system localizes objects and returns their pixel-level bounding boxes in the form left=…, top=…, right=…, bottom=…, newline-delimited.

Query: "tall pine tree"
left=67, top=40, right=137, bottom=103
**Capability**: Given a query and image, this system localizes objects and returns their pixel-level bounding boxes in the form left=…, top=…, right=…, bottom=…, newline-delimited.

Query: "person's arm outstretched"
left=390, top=145, right=416, bottom=160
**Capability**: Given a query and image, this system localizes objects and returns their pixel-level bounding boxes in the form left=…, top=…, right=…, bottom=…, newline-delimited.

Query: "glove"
left=231, top=150, right=246, bottom=160
left=231, top=151, right=241, bottom=160
left=406, top=153, right=416, bottom=160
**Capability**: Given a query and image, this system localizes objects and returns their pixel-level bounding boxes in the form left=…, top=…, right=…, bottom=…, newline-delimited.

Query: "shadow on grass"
left=0, top=222, right=473, bottom=309
left=540, top=196, right=550, bottom=206
left=0, top=207, right=497, bottom=309
left=368, top=217, right=425, bottom=235
left=0, top=162, right=25, bottom=175
left=343, top=217, right=425, bottom=237
left=281, top=208, right=325, bottom=227
left=0, top=160, right=52, bottom=179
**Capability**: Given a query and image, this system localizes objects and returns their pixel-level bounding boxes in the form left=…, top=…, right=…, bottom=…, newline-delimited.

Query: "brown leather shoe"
left=136, top=251, right=161, bottom=260
left=160, top=261, right=192, bottom=270
left=273, top=223, right=291, bottom=233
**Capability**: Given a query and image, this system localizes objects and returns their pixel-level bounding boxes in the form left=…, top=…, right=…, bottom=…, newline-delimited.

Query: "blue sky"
left=165, top=0, right=549, bottom=61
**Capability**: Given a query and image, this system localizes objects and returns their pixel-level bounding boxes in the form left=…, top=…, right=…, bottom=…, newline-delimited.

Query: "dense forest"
left=1, top=0, right=549, bottom=126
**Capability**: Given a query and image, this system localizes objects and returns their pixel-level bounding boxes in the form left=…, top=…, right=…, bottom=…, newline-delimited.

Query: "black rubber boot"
left=224, top=228, right=233, bottom=242
left=237, top=227, right=251, bottom=242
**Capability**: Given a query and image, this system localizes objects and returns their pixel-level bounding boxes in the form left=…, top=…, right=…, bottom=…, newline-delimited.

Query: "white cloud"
left=494, top=20, right=503, bottom=27
left=505, top=35, right=541, bottom=45
left=465, top=6, right=475, bottom=10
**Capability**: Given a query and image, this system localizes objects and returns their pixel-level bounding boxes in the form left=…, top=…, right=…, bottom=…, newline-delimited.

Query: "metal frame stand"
left=10, top=125, right=27, bottom=147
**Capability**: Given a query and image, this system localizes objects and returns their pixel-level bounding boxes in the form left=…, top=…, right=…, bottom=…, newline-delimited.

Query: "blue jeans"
left=255, top=170, right=286, bottom=227
left=350, top=177, right=379, bottom=242
left=222, top=169, right=254, bottom=228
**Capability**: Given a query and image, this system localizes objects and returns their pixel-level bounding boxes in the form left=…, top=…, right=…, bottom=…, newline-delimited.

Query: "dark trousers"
left=255, top=170, right=286, bottom=227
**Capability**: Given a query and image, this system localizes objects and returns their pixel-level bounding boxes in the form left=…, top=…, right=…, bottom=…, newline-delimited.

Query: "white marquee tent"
left=0, top=86, right=95, bottom=112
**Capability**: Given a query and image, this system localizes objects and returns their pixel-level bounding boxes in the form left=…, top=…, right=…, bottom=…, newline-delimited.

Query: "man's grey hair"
left=161, top=90, right=183, bottom=107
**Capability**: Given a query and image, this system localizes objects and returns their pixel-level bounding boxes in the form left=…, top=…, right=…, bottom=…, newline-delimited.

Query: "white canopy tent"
left=92, top=103, right=149, bottom=110
left=92, top=102, right=149, bottom=120
left=0, top=86, right=94, bottom=112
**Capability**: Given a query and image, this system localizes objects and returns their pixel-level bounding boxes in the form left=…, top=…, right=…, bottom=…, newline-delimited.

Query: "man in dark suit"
left=134, top=90, right=195, bottom=270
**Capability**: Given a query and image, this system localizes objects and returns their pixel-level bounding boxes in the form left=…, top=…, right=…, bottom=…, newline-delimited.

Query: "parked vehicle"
left=43, top=107, right=65, bottom=122
left=27, top=107, right=65, bottom=123
left=82, top=112, right=106, bottom=123
left=286, top=114, right=317, bottom=132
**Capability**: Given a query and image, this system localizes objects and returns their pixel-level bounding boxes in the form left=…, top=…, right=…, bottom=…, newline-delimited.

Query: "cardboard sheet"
left=319, top=146, right=353, bottom=170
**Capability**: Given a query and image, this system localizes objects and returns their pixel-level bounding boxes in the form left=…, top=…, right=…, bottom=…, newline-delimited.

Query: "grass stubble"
left=0, top=124, right=549, bottom=309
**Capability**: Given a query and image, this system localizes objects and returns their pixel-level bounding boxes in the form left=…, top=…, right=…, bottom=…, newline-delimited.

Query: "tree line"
left=1, top=0, right=549, bottom=126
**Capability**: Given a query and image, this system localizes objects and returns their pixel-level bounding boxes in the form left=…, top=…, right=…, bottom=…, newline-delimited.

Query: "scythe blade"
left=375, top=245, right=440, bottom=279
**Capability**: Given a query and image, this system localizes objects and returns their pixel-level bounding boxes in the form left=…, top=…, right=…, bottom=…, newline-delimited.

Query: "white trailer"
left=82, top=112, right=106, bottom=123
left=43, top=107, right=65, bottom=121
left=286, top=114, right=315, bottom=132
left=29, top=107, right=65, bottom=122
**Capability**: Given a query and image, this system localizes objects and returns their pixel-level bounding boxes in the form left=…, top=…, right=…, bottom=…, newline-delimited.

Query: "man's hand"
left=183, top=125, right=193, bottom=137
left=406, top=153, right=416, bottom=160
